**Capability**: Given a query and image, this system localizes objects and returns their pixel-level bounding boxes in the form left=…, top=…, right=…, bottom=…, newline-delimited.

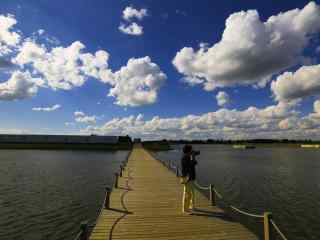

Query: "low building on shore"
left=0, top=134, right=120, bottom=144
left=0, top=134, right=133, bottom=150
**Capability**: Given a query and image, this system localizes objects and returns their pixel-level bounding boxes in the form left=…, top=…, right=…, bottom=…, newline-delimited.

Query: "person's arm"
left=191, top=155, right=198, bottom=165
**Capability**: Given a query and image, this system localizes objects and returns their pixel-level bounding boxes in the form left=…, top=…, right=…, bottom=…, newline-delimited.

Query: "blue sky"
left=0, top=0, right=320, bottom=139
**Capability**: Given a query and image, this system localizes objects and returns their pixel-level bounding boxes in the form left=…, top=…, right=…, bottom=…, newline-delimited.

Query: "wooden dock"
left=89, top=145, right=258, bottom=240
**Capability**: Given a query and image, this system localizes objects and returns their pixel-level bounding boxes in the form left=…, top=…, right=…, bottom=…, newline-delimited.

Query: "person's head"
left=183, top=144, right=192, bottom=155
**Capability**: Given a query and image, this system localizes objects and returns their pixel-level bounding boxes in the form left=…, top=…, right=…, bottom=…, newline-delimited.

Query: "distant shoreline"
left=143, top=140, right=320, bottom=151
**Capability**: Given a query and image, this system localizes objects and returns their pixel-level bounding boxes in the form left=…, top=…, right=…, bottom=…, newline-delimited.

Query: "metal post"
left=119, top=165, right=123, bottom=177
left=176, top=167, right=179, bottom=177
left=264, top=212, right=272, bottom=240
left=114, top=172, right=119, bottom=188
left=209, top=184, right=215, bottom=206
left=104, top=187, right=111, bottom=209
left=79, top=221, right=89, bottom=240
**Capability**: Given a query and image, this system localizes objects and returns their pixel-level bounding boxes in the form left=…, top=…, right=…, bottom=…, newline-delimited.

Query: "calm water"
left=0, top=149, right=129, bottom=240
left=154, top=145, right=320, bottom=240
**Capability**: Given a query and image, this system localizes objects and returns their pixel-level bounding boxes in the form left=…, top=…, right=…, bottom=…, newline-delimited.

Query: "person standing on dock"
left=181, top=144, right=197, bottom=214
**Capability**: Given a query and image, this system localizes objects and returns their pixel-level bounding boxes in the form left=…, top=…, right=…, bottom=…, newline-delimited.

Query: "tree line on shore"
left=143, top=138, right=320, bottom=145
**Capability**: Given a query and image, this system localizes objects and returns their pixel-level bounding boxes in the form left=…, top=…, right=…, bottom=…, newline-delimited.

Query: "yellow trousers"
left=182, top=180, right=195, bottom=212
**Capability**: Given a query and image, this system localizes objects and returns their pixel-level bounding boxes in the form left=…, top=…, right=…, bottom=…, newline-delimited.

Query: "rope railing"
left=145, top=151, right=290, bottom=240
left=270, top=219, right=289, bottom=240
left=73, top=229, right=83, bottom=240
left=194, top=181, right=210, bottom=190
left=155, top=157, right=288, bottom=240
left=170, top=160, right=177, bottom=170
left=72, top=185, right=112, bottom=240
left=229, top=205, right=264, bottom=218
left=193, top=180, right=288, bottom=240
left=213, top=187, right=223, bottom=199
left=72, top=221, right=94, bottom=240
left=73, top=183, right=112, bottom=240
left=73, top=149, right=133, bottom=240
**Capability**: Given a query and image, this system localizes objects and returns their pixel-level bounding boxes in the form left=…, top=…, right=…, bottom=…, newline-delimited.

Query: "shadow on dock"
left=116, top=186, right=132, bottom=191
left=107, top=208, right=133, bottom=215
left=191, top=208, right=234, bottom=222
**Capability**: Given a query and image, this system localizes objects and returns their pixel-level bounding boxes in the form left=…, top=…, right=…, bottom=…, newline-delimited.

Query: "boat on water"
left=233, top=145, right=256, bottom=149
left=301, top=144, right=320, bottom=148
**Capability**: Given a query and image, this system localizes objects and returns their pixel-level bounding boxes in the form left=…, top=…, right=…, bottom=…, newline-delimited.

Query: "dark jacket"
left=181, top=154, right=197, bottom=181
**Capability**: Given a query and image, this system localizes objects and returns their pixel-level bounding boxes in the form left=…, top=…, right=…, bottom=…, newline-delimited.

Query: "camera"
left=191, top=150, right=200, bottom=156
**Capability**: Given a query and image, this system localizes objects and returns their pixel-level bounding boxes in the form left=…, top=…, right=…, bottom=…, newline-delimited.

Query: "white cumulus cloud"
left=80, top=50, right=110, bottom=78
left=106, top=56, right=167, bottom=107
left=13, top=40, right=166, bottom=106
left=32, top=104, right=61, bottom=112
left=15, top=41, right=88, bottom=90
left=122, top=6, right=148, bottom=21
left=119, top=6, right=148, bottom=36
left=173, top=2, right=320, bottom=91
left=1, top=15, right=166, bottom=106
left=119, top=22, right=143, bottom=36
left=74, top=111, right=97, bottom=124
left=14, top=41, right=114, bottom=90
left=37, top=29, right=45, bottom=35
left=0, top=71, right=42, bottom=100
left=278, top=117, right=298, bottom=130
left=271, top=64, right=320, bottom=102
left=81, top=102, right=307, bottom=140
left=216, top=91, right=230, bottom=107
left=308, top=99, right=320, bottom=119
left=314, top=100, right=320, bottom=114
left=0, top=15, right=21, bottom=55
left=14, top=41, right=46, bottom=65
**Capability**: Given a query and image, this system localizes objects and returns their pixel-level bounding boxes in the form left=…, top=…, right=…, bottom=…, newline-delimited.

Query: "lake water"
left=154, top=144, right=320, bottom=240
left=0, top=149, right=129, bottom=240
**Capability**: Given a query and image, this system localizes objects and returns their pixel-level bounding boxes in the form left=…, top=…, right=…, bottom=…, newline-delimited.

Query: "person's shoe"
left=182, top=209, right=193, bottom=215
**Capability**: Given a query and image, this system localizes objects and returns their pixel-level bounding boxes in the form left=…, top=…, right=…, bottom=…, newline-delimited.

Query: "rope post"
left=119, top=165, right=123, bottom=177
left=104, top=187, right=111, bottom=209
left=124, top=157, right=128, bottom=167
left=263, top=212, right=273, bottom=240
left=114, top=172, right=119, bottom=188
left=209, top=184, right=216, bottom=206
left=79, top=221, right=89, bottom=240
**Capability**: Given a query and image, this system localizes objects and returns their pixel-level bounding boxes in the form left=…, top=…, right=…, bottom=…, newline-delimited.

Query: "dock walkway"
left=89, top=145, right=258, bottom=240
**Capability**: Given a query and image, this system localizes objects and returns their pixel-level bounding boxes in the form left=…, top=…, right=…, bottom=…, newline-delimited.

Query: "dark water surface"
left=0, top=149, right=128, bottom=240
left=154, top=145, right=320, bottom=240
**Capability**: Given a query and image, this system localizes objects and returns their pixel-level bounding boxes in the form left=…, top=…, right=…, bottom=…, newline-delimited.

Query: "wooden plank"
left=90, top=145, right=258, bottom=240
